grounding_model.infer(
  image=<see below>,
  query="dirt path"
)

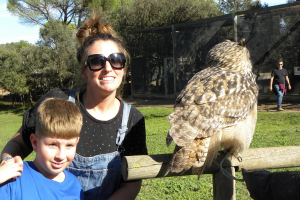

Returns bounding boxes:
[3,96,299,112]
[124,98,300,112]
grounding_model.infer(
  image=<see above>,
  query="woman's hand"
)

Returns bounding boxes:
[0,157,23,184]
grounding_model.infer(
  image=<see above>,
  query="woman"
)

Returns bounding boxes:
[1,14,147,200]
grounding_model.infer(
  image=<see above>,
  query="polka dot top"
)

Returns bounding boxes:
[22,88,148,158]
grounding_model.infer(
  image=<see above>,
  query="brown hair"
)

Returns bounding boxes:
[36,98,82,139]
[75,14,130,98]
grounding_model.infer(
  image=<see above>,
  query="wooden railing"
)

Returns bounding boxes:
[122,146,300,200]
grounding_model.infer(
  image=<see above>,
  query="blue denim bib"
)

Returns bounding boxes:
[67,103,131,200]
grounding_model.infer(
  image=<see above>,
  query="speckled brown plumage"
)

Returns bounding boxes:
[166,39,258,176]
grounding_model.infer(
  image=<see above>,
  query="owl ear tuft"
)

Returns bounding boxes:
[238,38,246,47]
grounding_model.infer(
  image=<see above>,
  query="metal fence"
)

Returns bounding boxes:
[128,2,300,99]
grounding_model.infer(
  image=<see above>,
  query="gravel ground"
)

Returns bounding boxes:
[124,98,300,112]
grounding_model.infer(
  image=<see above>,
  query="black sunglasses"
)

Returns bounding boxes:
[85,53,126,71]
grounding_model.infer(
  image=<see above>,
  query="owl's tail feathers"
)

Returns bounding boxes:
[169,134,221,175]
[170,137,212,173]
[192,138,210,168]
[188,138,209,180]
[169,144,191,173]
[193,131,222,179]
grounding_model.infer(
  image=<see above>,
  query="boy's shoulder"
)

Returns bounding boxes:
[0,161,31,199]
[1,161,80,187]
[0,161,83,200]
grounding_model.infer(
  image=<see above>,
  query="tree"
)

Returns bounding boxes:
[108,0,219,35]
[35,20,78,90]
[0,22,78,106]
[217,0,268,14]
[7,0,131,28]
[0,42,34,108]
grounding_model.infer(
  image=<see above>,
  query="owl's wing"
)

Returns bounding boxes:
[175,67,218,105]
[168,68,258,147]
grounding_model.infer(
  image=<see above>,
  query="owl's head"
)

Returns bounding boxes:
[205,39,252,73]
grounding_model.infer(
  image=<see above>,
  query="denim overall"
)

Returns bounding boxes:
[67,90,131,200]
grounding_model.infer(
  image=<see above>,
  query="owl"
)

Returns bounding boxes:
[166,39,258,176]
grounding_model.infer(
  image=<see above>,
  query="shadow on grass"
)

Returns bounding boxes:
[0,101,31,116]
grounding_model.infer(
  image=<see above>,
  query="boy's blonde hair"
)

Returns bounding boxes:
[36,98,82,139]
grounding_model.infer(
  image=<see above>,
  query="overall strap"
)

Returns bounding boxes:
[116,103,131,153]
[68,89,77,103]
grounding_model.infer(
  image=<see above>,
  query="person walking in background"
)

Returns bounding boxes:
[270,60,291,111]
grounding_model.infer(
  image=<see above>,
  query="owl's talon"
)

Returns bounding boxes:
[237,156,242,162]
[219,153,244,181]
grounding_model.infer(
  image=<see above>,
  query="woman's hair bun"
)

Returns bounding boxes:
[76,14,118,44]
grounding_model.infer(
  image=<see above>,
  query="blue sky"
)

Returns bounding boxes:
[0,0,40,44]
[0,0,288,45]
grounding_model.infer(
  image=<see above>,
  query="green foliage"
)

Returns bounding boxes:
[7,0,131,28]
[107,0,219,37]
[217,0,268,14]
[88,0,131,13]
[0,20,77,104]
[7,0,84,27]
[0,45,29,96]
[1,40,32,52]
[36,19,78,90]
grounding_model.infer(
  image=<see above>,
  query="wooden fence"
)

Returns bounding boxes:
[122,146,300,200]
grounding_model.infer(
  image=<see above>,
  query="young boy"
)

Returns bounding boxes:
[0,98,84,200]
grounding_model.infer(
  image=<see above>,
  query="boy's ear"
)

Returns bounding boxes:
[30,134,38,153]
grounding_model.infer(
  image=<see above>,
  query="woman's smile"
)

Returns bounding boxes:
[100,76,115,81]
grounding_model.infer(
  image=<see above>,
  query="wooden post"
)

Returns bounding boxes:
[213,166,236,200]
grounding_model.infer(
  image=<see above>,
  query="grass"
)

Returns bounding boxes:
[0,99,35,161]
[1,99,300,199]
